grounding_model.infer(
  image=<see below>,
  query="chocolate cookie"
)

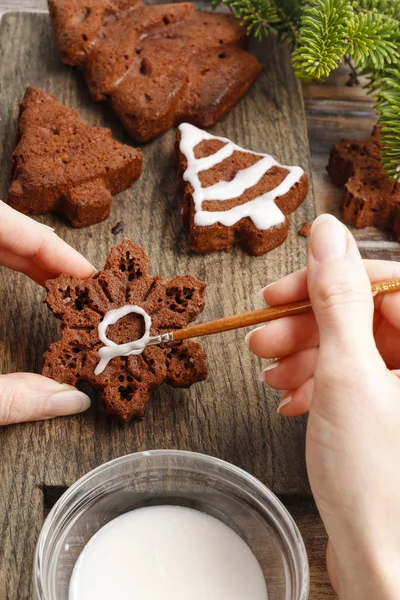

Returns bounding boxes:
[176,123,309,255]
[42,240,207,422]
[49,0,262,142]
[8,87,143,227]
[327,126,400,240]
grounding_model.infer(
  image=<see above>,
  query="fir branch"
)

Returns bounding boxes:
[353,0,400,21]
[211,0,280,39]
[211,0,400,179]
[211,0,300,42]
[271,0,303,44]
[291,0,354,79]
[344,55,361,85]
[367,67,400,179]
[347,13,399,69]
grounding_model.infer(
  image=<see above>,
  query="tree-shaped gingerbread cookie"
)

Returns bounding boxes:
[8,87,143,227]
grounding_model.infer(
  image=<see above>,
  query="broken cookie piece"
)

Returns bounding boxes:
[42,240,207,422]
[327,125,400,240]
[299,221,311,237]
[8,87,143,227]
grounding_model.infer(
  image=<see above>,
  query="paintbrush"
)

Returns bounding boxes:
[142,278,400,347]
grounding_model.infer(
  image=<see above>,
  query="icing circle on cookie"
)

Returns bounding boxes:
[95,305,151,376]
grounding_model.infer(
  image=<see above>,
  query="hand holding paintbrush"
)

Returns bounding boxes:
[247,215,400,599]
[149,214,400,598]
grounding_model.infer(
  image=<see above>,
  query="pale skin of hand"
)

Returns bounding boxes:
[248,214,400,599]
[0,201,95,425]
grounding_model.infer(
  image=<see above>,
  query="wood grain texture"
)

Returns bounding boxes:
[0,10,326,600]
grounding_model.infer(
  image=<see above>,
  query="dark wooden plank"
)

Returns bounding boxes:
[0,10,319,599]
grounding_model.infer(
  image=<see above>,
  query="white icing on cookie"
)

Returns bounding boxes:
[178,123,304,230]
[94,305,151,376]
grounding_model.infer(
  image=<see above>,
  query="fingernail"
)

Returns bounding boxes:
[46,390,91,417]
[257,282,275,299]
[277,395,292,413]
[245,325,266,347]
[258,361,279,381]
[311,215,347,262]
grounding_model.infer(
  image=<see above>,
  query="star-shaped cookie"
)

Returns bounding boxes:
[42,240,207,422]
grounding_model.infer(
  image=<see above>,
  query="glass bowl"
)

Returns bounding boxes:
[33,450,309,600]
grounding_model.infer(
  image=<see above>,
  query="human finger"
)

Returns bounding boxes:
[276,377,314,416]
[307,215,382,368]
[0,373,91,425]
[246,312,319,358]
[259,258,400,316]
[374,319,400,368]
[0,248,52,286]
[259,347,318,391]
[0,202,96,284]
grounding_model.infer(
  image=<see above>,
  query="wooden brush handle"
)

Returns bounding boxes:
[173,278,400,342]
[371,278,400,296]
[173,299,312,341]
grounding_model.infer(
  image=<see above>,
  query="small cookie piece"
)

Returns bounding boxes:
[299,222,311,237]
[111,221,124,235]
[8,87,143,227]
[327,125,400,240]
[49,0,262,142]
[176,123,309,255]
[42,240,207,422]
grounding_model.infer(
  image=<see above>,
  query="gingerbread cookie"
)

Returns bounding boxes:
[8,87,143,227]
[176,123,309,255]
[42,240,207,422]
[49,0,262,142]
[327,126,400,240]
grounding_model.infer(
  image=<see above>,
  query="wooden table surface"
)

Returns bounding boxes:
[1,2,399,600]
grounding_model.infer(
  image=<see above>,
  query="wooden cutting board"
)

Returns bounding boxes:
[0,10,319,598]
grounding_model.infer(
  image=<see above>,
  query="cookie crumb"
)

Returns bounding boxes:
[299,222,311,237]
[112,221,124,235]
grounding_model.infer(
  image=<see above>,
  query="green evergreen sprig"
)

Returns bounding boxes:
[213,0,400,179]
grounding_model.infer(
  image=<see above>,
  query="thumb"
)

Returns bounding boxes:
[307,215,380,363]
[0,373,91,425]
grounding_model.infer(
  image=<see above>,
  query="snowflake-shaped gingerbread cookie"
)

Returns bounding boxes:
[42,240,207,422]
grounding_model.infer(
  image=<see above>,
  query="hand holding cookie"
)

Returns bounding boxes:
[248,215,400,597]
[0,202,93,425]
[0,201,95,285]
